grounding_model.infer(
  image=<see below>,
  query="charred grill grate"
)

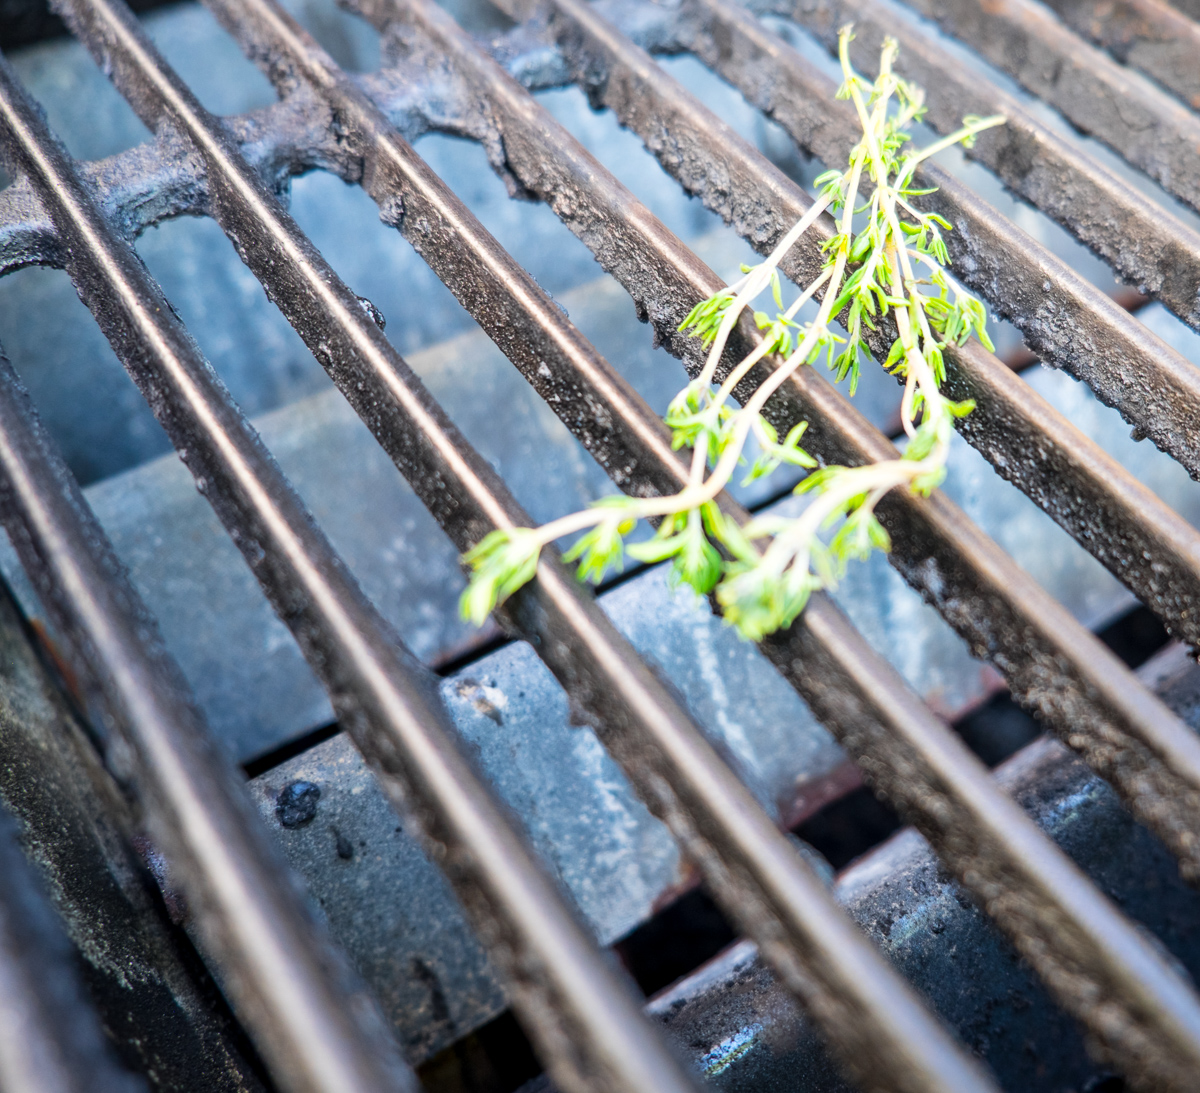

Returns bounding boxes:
[0,0,1199,1091]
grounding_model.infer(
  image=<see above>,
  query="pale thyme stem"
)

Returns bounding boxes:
[696,191,836,390]
[758,451,943,578]
[840,35,1000,437]
[687,432,708,489]
[691,139,867,480]
[843,44,947,437]
[709,265,834,416]
[889,242,942,436]
[903,116,1006,171]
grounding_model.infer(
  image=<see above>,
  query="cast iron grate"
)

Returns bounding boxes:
[0,0,1199,1090]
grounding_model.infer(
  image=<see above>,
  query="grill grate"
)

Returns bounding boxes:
[0,0,1198,1090]
[0,799,149,1093]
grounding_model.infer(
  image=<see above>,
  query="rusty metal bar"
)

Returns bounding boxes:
[888,0,1200,212]
[0,341,420,1093]
[0,802,146,1093]
[1168,0,1200,22]
[183,0,1200,1083]
[0,36,707,1093]
[0,576,267,1092]
[372,0,1200,896]
[743,0,1200,338]
[16,2,1008,1090]
[1033,0,1200,108]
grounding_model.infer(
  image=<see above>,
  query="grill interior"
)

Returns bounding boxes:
[1,0,1200,1090]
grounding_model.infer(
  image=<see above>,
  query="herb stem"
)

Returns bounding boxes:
[460,28,1002,639]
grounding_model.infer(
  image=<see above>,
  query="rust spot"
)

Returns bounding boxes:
[778,760,864,834]
[650,857,704,915]
[28,618,85,710]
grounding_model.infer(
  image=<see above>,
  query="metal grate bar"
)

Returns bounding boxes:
[186,0,1200,1081]
[0,326,418,1093]
[958,0,1200,115]
[378,0,1200,885]
[646,682,1200,1090]
[0,572,267,1091]
[1069,0,1197,109]
[1168,0,1200,24]
[25,1,1004,1091]
[0,29,704,1093]
[889,0,1200,213]
[665,0,1200,506]
[0,802,146,1093]
[747,0,1200,338]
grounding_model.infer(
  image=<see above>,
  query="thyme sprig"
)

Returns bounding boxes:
[461,29,1004,641]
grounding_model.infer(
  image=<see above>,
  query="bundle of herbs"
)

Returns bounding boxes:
[461,28,1004,642]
